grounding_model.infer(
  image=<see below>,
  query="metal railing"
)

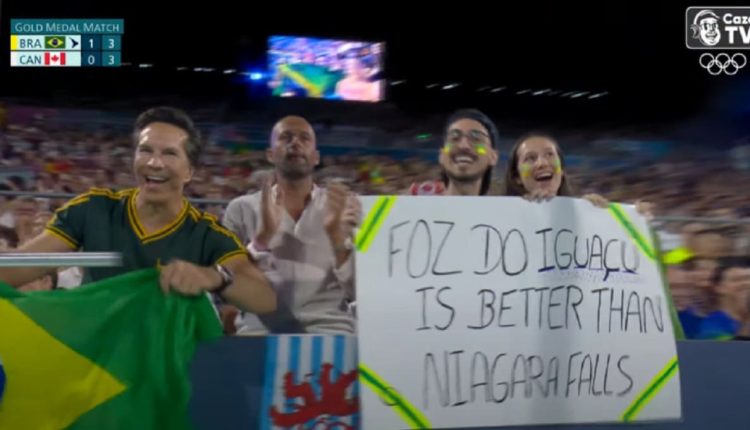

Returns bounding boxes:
[1,189,747,225]
[0,190,229,206]
[0,252,122,267]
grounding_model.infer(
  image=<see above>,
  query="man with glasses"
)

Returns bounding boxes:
[409,109,500,196]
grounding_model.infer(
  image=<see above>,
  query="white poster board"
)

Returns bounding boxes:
[355,196,681,429]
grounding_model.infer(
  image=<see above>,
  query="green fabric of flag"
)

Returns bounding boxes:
[0,268,222,430]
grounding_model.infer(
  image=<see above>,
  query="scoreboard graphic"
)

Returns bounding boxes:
[10,19,123,67]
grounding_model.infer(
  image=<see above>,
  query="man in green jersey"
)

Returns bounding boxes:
[0,107,276,315]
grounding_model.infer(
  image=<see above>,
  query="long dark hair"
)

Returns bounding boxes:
[501,132,574,196]
[439,109,500,196]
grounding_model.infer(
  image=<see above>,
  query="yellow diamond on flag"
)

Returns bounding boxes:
[0,299,126,429]
[45,36,65,49]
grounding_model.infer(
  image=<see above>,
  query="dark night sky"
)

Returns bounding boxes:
[2,0,747,129]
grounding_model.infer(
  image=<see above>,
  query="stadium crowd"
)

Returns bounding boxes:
[1,109,749,339]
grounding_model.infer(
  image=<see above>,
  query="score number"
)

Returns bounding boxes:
[82,35,121,67]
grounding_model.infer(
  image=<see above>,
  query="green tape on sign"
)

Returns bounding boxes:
[662,246,694,265]
[355,196,396,253]
[608,203,656,261]
[609,205,685,338]
[649,227,687,340]
[359,364,431,429]
[621,356,679,422]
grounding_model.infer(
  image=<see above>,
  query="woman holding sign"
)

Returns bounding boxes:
[501,132,652,215]
[501,132,579,200]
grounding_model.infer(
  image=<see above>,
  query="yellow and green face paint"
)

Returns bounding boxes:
[520,162,533,178]
[520,158,562,178]
[442,143,488,155]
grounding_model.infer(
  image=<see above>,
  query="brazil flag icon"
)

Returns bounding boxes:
[45,36,66,49]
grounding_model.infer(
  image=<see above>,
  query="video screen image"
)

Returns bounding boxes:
[268,35,385,102]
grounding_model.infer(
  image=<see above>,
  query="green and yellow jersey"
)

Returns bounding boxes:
[46,188,247,283]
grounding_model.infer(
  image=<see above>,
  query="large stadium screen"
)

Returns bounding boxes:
[268,35,385,102]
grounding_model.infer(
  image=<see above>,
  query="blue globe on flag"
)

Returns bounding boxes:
[0,355,5,403]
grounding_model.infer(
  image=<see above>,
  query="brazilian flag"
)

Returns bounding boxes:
[274,64,344,98]
[45,36,65,49]
[0,269,222,429]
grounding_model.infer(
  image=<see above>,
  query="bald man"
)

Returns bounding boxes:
[223,116,361,335]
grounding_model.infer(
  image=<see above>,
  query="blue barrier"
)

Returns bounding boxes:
[190,338,750,429]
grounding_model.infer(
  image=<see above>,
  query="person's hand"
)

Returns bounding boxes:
[324,182,350,244]
[635,199,655,221]
[219,304,239,334]
[523,188,556,202]
[582,193,610,209]
[159,259,222,296]
[255,175,285,247]
[340,194,362,239]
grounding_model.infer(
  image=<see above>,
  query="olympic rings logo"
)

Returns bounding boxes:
[699,53,747,75]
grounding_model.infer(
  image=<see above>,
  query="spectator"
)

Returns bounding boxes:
[409,109,500,196]
[0,225,19,250]
[0,183,16,229]
[223,116,361,334]
[501,132,612,209]
[13,196,38,245]
[0,106,277,319]
[4,103,750,341]
[695,259,750,339]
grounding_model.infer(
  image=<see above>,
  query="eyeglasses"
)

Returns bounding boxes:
[446,129,490,147]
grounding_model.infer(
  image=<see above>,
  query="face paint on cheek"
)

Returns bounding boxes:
[442,143,454,154]
[475,144,487,155]
[554,158,562,174]
[520,163,533,178]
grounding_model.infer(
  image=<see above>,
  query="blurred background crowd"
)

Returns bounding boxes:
[4,1,750,340]
[0,102,749,339]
